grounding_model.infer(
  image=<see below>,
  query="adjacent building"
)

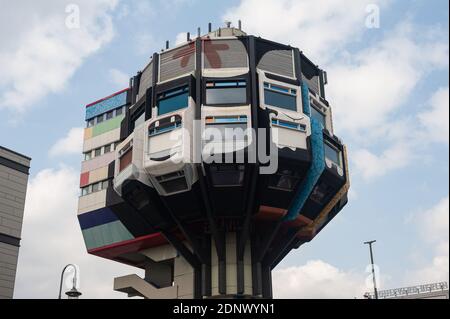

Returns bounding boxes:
[0,146,31,299]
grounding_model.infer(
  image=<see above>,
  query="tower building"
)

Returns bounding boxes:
[77,24,349,299]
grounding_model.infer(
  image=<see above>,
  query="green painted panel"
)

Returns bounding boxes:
[92,115,125,137]
[82,220,134,250]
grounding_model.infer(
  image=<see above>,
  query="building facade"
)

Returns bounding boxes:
[0,146,31,299]
[78,25,349,299]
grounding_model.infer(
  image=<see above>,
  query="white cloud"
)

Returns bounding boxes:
[418,87,449,145]
[405,196,449,285]
[0,0,118,113]
[175,32,189,46]
[273,260,367,299]
[224,1,448,182]
[108,68,130,89]
[352,142,412,180]
[134,33,157,57]
[15,166,138,298]
[49,127,84,157]
[328,23,449,133]
[224,0,390,61]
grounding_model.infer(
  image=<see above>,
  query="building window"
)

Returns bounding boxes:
[157,86,189,115]
[84,152,92,161]
[155,171,188,194]
[264,82,297,111]
[104,144,111,154]
[97,114,104,124]
[205,80,247,105]
[80,180,110,196]
[311,106,326,128]
[324,142,342,167]
[119,142,133,172]
[87,119,95,128]
[106,110,114,120]
[115,106,124,116]
[92,182,100,192]
[81,186,90,196]
[204,116,248,143]
[271,119,306,132]
[268,169,301,192]
[101,180,109,190]
[94,148,102,157]
[210,165,245,187]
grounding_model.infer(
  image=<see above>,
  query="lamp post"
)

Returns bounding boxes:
[364,240,378,299]
[58,264,82,299]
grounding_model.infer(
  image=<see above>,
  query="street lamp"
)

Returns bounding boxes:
[364,240,378,299]
[58,264,82,299]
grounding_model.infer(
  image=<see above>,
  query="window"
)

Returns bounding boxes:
[101,180,109,190]
[87,119,95,128]
[268,169,301,192]
[264,82,297,111]
[81,187,89,196]
[92,182,100,192]
[324,142,342,167]
[106,110,114,120]
[204,116,248,143]
[104,144,111,154]
[157,86,189,115]
[210,165,245,187]
[81,180,109,196]
[271,119,306,132]
[97,114,104,124]
[84,152,92,161]
[115,106,123,116]
[310,181,334,205]
[205,80,247,105]
[156,171,188,194]
[311,106,326,128]
[94,148,102,157]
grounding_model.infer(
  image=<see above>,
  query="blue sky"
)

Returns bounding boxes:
[0,0,448,298]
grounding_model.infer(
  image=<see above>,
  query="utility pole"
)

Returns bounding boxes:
[364,240,378,299]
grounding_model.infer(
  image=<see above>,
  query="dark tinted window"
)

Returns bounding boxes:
[210,165,245,187]
[157,86,189,115]
[206,80,247,105]
[264,83,297,111]
[324,142,341,166]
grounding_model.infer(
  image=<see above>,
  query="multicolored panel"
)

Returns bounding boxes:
[78,207,134,251]
[85,89,127,121]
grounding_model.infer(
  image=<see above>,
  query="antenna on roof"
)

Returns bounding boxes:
[238,20,242,30]
[208,22,212,33]
[165,40,169,50]
[187,32,191,42]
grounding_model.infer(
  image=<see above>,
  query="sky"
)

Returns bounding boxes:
[0,0,448,299]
